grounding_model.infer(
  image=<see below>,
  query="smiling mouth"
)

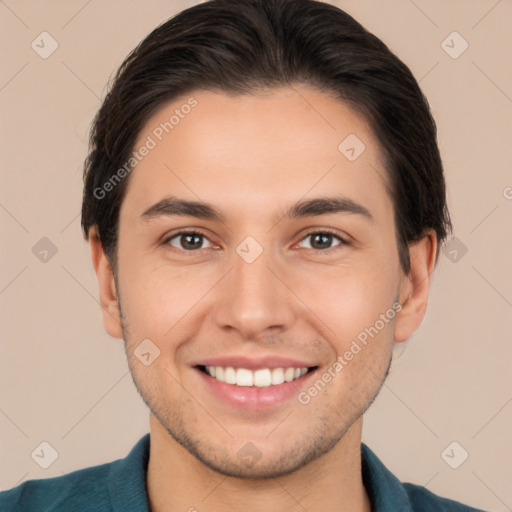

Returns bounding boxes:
[196,365,318,388]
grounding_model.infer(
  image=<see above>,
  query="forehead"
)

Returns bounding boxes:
[122,86,391,224]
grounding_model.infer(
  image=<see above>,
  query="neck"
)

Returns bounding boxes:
[147,415,371,512]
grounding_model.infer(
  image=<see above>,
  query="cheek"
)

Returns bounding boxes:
[117,258,217,343]
[294,257,401,344]
[310,266,398,398]
[286,264,399,396]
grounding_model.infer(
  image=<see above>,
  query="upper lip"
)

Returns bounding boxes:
[192,356,318,370]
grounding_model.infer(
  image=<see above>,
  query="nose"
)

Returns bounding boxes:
[212,243,296,340]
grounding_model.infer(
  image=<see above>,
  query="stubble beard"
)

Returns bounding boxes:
[117,293,392,479]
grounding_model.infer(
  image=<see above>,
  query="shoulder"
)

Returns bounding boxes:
[360,443,488,512]
[402,482,488,512]
[0,434,150,512]
[0,460,116,512]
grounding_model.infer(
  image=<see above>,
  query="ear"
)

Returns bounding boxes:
[394,230,438,343]
[89,226,123,339]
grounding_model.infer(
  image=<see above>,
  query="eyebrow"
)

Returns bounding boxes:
[140,196,373,223]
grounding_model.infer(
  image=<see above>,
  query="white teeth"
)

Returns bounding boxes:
[284,368,295,382]
[271,368,285,385]
[204,366,309,387]
[236,368,253,387]
[224,367,236,384]
[254,369,271,387]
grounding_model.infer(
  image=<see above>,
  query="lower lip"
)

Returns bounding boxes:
[194,367,317,410]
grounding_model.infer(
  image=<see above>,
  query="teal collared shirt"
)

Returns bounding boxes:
[0,434,486,511]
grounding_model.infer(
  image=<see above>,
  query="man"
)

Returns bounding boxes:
[0,0,486,510]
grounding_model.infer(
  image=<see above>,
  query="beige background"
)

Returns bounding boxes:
[1,1,511,510]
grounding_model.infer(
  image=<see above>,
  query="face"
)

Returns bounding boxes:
[97,86,424,478]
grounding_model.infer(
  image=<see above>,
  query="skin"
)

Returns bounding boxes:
[89,85,437,512]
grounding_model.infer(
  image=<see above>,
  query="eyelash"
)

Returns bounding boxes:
[162,228,349,255]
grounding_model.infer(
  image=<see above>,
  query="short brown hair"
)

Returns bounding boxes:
[81,0,451,273]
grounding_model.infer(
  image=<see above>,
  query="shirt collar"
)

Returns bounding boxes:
[109,433,151,512]
[361,443,413,511]
[108,434,412,512]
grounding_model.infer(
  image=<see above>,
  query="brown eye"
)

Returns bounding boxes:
[298,232,345,251]
[166,231,213,251]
